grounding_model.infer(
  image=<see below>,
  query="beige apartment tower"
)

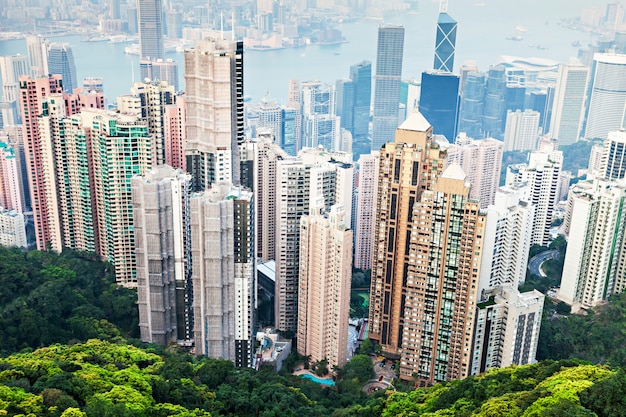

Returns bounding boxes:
[297,204,352,370]
[184,38,244,189]
[354,151,379,270]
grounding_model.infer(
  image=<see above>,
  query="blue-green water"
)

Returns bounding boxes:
[0,0,609,103]
[300,373,336,386]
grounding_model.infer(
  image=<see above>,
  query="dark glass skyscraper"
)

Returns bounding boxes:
[138,0,164,60]
[47,43,77,93]
[434,12,457,72]
[419,71,460,142]
[482,66,507,139]
[372,25,404,151]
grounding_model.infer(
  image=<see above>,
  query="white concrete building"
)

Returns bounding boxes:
[354,151,379,270]
[585,53,626,140]
[560,179,626,308]
[503,109,540,152]
[0,207,26,248]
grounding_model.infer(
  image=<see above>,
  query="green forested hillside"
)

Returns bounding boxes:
[0,247,139,353]
[1,341,625,417]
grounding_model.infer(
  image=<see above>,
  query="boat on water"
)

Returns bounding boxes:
[572,40,581,47]
[506,35,523,41]
[516,25,528,33]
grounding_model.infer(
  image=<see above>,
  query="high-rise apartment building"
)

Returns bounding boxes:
[399,164,485,383]
[371,25,404,151]
[257,93,283,144]
[87,109,153,286]
[164,96,186,171]
[18,75,64,251]
[0,207,26,248]
[275,149,353,333]
[118,80,176,165]
[549,63,589,145]
[190,184,255,367]
[506,146,563,246]
[585,53,626,140]
[369,112,445,356]
[354,151,379,270]
[433,11,457,72]
[560,178,626,308]
[184,38,244,190]
[447,134,503,209]
[419,71,460,142]
[298,204,352,370]
[137,0,165,60]
[47,43,78,93]
[503,109,540,152]
[471,286,544,375]
[132,166,192,345]
[601,129,626,180]
[0,141,23,213]
[479,186,534,295]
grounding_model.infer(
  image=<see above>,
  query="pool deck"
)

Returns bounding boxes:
[293,369,335,383]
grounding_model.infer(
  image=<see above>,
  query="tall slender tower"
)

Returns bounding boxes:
[184,38,244,190]
[298,204,352,370]
[137,0,165,60]
[371,25,405,151]
[354,151,379,270]
[433,1,457,72]
[132,166,192,345]
[585,53,626,140]
[18,75,64,251]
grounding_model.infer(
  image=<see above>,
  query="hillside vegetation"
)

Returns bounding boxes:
[1,341,626,416]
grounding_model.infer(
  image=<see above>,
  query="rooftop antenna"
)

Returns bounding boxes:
[232,9,235,40]
[220,12,224,40]
[439,0,448,13]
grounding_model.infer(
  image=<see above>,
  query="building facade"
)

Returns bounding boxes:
[354,151,379,270]
[549,63,589,146]
[585,53,626,140]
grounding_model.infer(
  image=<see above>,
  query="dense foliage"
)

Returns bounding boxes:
[538,291,626,367]
[2,342,626,417]
[0,247,139,354]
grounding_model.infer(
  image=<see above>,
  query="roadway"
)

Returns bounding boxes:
[527,250,559,277]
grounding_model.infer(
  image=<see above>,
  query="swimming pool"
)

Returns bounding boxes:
[300,373,336,386]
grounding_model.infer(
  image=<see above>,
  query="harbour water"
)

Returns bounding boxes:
[0,0,609,104]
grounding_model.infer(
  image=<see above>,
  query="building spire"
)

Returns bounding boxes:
[439,0,448,13]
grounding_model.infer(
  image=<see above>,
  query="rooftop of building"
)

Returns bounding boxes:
[398,111,431,132]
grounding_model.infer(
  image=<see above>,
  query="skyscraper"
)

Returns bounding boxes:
[419,70,460,142]
[349,61,372,141]
[399,164,485,383]
[47,43,78,93]
[482,66,507,139]
[301,81,340,150]
[560,178,626,308]
[275,149,353,333]
[549,63,589,145]
[585,53,626,140]
[25,35,48,78]
[372,25,404,151]
[0,54,28,102]
[117,80,176,165]
[87,109,153,286]
[447,134,504,209]
[602,129,626,180]
[298,204,352,370]
[18,75,64,251]
[184,38,244,190]
[190,184,255,367]
[137,0,165,60]
[0,140,23,213]
[506,146,562,246]
[433,11,457,72]
[457,71,486,139]
[354,151,379,270]
[139,59,179,91]
[132,166,192,345]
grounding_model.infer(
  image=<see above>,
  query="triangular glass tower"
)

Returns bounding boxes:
[434,12,457,72]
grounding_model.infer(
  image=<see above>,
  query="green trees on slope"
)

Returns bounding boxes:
[0,247,138,353]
